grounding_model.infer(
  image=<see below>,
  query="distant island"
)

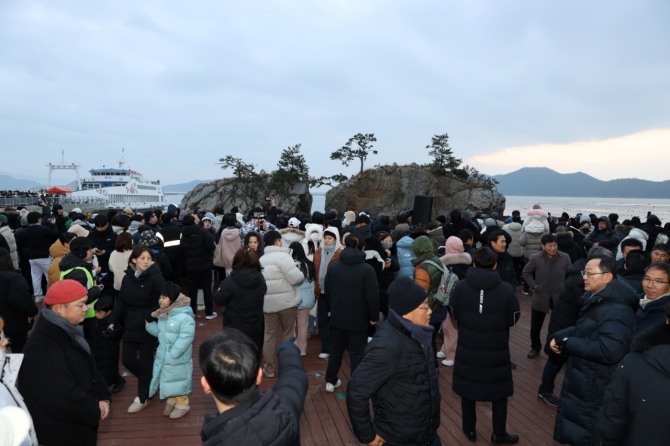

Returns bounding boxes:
[492,167,670,198]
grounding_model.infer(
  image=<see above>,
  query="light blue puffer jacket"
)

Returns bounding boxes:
[146,295,195,399]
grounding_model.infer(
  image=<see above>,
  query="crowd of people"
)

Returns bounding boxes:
[1,199,670,445]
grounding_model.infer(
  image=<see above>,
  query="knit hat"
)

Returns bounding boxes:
[388,276,428,316]
[0,214,7,224]
[579,214,591,224]
[138,229,163,248]
[44,279,88,305]
[71,207,82,214]
[445,236,464,254]
[288,217,301,228]
[123,206,134,215]
[484,217,497,228]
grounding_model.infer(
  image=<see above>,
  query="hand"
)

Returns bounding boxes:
[550,338,561,354]
[368,434,385,446]
[94,267,102,275]
[99,400,110,420]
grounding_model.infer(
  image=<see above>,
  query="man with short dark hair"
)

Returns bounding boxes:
[199,328,307,445]
[87,214,117,289]
[451,247,520,444]
[260,230,304,378]
[488,229,517,289]
[651,243,670,264]
[324,234,378,393]
[14,211,59,302]
[616,238,644,274]
[522,234,571,359]
[551,256,638,446]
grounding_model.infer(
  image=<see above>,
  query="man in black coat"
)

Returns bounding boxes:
[0,247,38,353]
[324,234,379,393]
[347,276,440,446]
[550,255,638,446]
[14,211,59,301]
[199,328,307,446]
[451,247,520,444]
[488,229,517,289]
[87,214,117,289]
[18,280,110,445]
[180,213,216,318]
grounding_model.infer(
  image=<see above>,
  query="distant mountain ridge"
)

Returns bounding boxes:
[493,167,670,198]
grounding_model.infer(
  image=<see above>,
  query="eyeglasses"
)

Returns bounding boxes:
[581,270,607,277]
[643,276,670,286]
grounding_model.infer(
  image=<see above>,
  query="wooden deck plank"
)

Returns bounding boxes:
[97,289,564,445]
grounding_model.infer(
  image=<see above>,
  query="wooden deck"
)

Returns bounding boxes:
[98,292,562,445]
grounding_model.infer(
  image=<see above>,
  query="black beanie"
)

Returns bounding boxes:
[388,276,427,316]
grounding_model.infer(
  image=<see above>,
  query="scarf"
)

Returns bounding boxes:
[318,243,336,292]
[41,308,90,355]
[151,294,191,319]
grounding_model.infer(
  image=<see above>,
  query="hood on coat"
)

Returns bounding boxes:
[49,240,70,258]
[411,235,436,263]
[628,228,649,241]
[464,267,502,291]
[59,253,91,271]
[221,228,241,242]
[304,223,323,242]
[503,222,522,232]
[152,293,191,319]
[230,268,265,289]
[339,247,366,265]
[630,324,670,378]
[322,226,342,249]
[440,251,472,266]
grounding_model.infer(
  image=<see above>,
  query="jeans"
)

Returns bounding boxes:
[461,397,508,434]
[530,308,547,351]
[325,327,367,384]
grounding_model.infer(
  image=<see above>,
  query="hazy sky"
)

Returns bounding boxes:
[2,1,669,186]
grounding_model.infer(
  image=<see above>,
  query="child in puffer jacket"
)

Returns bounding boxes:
[146,282,195,419]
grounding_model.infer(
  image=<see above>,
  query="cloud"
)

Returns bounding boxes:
[469,128,670,181]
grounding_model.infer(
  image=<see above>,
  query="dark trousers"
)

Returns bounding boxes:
[187,269,213,316]
[325,327,367,384]
[539,354,567,394]
[317,293,331,354]
[122,340,157,403]
[461,397,508,434]
[530,308,547,350]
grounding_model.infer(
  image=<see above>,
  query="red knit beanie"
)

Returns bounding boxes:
[45,280,88,305]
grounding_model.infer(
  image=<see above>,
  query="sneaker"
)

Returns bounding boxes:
[163,399,176,416]
[441,359,455,366]
[325,379,341,393]
[527,348,541,359]
[537,392,559,408]
[111,377,126,394]
[169,404,190,419]
[318,353,330,359]
[127,397,149,414]
[205,312,218,320]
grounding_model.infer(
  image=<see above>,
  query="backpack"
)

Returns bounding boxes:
[420,259,457,306]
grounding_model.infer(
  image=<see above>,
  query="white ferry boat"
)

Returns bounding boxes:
[68,157,167,209]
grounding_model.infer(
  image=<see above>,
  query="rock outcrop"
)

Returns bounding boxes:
[180,177,311,215]
[325,164,505,221]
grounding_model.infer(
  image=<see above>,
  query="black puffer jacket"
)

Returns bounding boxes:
[180,223,215,272]
[597,324,670,446]
[200,342,307,446]
[0,269,38,342]
[83,313,123,388]
[214,268,267,352]
[325,248,379,331]
[112,263,165,343]
[450,267,520,402]
[635,293,670,334]
[347,310,440,446]
[553,277,639,446]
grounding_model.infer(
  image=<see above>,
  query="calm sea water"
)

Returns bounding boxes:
[310,193,670,224]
